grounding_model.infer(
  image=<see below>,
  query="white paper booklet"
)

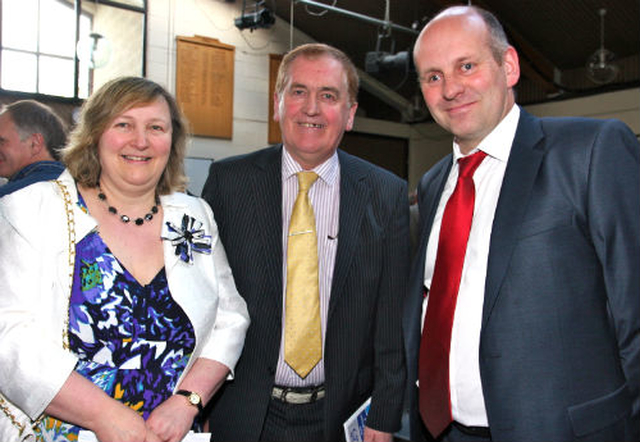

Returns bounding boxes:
[78,430,210,442]
[343,397,372,442]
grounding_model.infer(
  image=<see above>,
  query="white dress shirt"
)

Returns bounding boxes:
[422,105,520,426]
[275,148,340,387]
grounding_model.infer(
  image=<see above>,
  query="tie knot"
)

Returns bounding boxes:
[297,171,319,192]
[458,150,488,179]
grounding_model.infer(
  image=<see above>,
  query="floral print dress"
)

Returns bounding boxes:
[35,194,195,442]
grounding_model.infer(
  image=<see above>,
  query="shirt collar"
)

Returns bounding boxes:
[9,160,64,182]
[281,147,339,186]
[452,105,520,163]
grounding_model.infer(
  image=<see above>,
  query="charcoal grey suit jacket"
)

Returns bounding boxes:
[404,108,640,442]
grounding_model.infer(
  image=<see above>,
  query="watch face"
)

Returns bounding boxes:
[189,393,200,405]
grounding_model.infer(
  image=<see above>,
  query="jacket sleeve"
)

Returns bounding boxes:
[0,187,78,419]
[586,120,640,440]
[192,198,250,376]
[366,178,410,433]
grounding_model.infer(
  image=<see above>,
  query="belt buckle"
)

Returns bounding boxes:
[278,386,293,402]
[273,385,323,404]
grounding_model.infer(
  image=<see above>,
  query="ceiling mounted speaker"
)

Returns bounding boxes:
[586,8,619,85]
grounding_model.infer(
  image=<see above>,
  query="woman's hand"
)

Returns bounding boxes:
[44,372,149,442]
[91,402,148,442]
[145,358,231,441]
[145,394,199,442]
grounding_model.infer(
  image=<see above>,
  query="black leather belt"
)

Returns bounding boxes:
[452,421,491,438]
[271,385,325,404]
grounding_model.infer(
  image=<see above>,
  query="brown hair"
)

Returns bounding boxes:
[62,76,189,194]
[275,43,359,106]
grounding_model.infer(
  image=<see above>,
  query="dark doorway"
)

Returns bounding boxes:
[340,131,408,179]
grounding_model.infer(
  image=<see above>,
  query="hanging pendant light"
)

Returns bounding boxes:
[76,32,112,69]
[586,8,619,85]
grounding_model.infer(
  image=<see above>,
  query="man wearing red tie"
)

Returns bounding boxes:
[405,5,639,442]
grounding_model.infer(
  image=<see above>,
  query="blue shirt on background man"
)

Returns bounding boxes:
[0,100,68,198]
[0,160,65,197]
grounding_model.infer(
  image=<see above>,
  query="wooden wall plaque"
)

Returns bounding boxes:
[268,53,283,145]
[176,36,234,139]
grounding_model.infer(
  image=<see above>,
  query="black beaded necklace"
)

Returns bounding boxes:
[97,186,160,226]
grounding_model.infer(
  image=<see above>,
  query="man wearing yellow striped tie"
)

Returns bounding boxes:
[203,43,410,442]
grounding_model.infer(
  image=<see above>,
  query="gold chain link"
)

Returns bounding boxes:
[53,180,76,351]
[0,396,27,436]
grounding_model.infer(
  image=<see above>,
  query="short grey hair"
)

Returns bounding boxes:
[1,100,67,160]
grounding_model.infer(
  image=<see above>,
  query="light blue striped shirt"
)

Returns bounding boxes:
[275,148,340,387]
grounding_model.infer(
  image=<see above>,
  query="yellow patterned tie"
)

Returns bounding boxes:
[285,171,322,378]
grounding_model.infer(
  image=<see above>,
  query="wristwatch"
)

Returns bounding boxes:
[175,389,203,413]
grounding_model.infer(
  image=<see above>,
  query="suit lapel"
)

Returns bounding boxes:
[483,110,546,326]
[251,146,284,315]
[406,157,452,363]
[160,194,207,274]
[328,151,369,317]
[415,157,453,285]
[161,196,185,273]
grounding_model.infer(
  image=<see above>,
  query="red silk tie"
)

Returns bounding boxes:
[418,150,487,438]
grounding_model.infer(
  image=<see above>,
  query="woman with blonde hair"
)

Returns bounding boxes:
[0,76,249,442]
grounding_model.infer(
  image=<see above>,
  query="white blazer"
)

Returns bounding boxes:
[0,170,249,437]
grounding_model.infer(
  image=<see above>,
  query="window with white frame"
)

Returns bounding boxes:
[0,0,146,100]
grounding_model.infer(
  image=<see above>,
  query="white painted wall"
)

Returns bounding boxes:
[147,0,310,162]
[407,87,640,190]
[525,88,640,134]
[145,1,639,194]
